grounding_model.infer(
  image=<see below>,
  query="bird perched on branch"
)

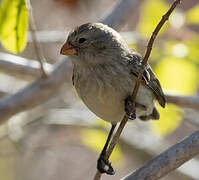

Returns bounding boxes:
[60,23,166,175]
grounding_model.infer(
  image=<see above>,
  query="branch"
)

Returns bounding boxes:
[119,122,199,179]
[27,0,47,77]
[94,0,181,179]
[166,94,199,111]
[122,129,199,180]
[1,54,199,112]
[0,57,71,125]
[1,53,199,129]
[0,53,52,79]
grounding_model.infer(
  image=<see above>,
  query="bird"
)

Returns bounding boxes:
[60,22,166,175]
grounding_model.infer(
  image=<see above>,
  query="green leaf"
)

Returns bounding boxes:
[186,4,199,25]
[137,0,169,38]
[0,0,28,54]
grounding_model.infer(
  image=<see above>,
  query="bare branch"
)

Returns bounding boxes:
[2,54,199,113]
[166,94,199,111]
[0,53,52,79]
[1,52,199,127]
[27,0,47,77]
[94,0,181,179]
[0,57,71,125]
[121,123,199,180]
[122,129,199,180]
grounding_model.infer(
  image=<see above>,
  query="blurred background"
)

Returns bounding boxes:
[0,0,199,179]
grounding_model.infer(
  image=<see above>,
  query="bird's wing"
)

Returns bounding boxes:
[126,53,166,108]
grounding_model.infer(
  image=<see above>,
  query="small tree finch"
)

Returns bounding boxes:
[60,23,166,175]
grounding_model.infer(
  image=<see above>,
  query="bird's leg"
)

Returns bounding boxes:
[97,124,116,175]
[125,95,137,120]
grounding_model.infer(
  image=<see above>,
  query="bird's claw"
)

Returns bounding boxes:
[125,96,136,120]
[97,155,115,175]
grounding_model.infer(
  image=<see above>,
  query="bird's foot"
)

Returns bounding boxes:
[97,153,115,175]
[125,96,136,120]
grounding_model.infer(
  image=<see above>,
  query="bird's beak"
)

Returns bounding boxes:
[60,42,77,56]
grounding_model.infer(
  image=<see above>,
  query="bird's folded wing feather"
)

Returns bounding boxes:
[126,53,166,108]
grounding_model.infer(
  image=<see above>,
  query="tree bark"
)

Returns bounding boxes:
[123,129,199,180]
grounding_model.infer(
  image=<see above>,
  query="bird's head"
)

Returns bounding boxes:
[60,23,130,66]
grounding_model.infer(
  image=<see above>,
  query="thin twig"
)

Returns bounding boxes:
[27,0,47,78]
[94,0,181,179]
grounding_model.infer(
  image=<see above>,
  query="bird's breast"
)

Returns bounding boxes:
[72,63,155,123]
[73,64,132,123]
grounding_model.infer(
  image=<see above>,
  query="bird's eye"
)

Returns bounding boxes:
[78,38,86,44]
